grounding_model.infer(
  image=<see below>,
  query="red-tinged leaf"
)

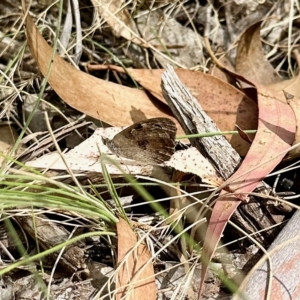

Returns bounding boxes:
[198,86,296,299]
[116,218,156,300]
[267,51,300,160]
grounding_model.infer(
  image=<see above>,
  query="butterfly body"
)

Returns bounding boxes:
[103,118,177,164]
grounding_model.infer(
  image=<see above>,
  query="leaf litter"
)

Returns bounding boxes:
[2,1,300,299]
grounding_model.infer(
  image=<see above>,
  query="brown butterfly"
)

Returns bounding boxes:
[103,118,177,164]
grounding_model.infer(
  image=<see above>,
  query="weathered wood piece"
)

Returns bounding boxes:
[233,209,300,300]
[17,214,88,278]
[161,65,241,180]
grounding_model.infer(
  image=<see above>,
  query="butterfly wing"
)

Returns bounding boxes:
[107,118,177,164]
